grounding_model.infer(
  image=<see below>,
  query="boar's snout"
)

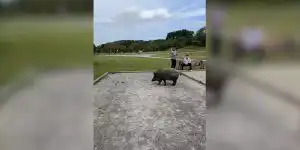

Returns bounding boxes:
[151,77,156,81]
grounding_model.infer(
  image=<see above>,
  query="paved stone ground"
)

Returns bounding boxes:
[94,73,206,150]
[181,71,206,84]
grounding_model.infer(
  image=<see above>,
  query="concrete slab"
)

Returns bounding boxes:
[181,71,206,84]
[94,73,206,150]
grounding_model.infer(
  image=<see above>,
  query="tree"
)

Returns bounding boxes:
[129,43,145,52]
[193,26,206,46]
[166,29,194,40]
[103,43,126,53]
[95,27,206,54]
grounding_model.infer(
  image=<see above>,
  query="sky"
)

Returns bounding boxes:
[94,0,206,45]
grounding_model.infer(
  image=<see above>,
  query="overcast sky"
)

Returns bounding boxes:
[94,0,206,45]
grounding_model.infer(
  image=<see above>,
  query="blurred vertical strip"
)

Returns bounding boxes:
[206,0,300,150]
[0,0,93,86]
[0,0,93,150]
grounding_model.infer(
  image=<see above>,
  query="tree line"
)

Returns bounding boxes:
[94,27,206,54]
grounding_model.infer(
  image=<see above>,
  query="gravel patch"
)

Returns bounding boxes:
[94,73,206,150]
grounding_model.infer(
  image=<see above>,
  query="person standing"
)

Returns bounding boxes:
[170,47,177,69]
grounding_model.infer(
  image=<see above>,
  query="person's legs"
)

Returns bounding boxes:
[182,63,190,70]
[188,63,192,70]
[200,60,203,69]
[172,59,177,69]
[170,59,174,68]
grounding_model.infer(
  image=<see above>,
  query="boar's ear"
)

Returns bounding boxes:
[153,72,156,75]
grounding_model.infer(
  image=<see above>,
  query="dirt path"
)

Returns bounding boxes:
[94,73,206,150]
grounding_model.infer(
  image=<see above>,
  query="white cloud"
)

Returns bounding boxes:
[94,0,163,23]
[93,0,206,44]
[140,8,171,19]
[112,7,171,23]
[95,6,205,26]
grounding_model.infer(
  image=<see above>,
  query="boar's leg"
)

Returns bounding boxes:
[158,80,162,85]
[172,79,177,86]
[163,80,167,86]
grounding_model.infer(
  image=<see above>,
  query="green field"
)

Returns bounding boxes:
[94,47,207,79]
[148,47,207,60]
[0,16,92,85]
[94,56,170,79]
[98,46,207,60]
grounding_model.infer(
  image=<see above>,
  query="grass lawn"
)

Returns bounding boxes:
[94,47,207,79]
[94,56,169,79]
[98,47,208,60]
[0,16,92,85]
[150,47,207,60]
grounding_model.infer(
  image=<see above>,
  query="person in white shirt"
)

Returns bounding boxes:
[181,54,192,71]
[233,24,266,61]
[240,27,264,52]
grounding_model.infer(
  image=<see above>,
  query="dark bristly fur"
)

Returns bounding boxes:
[151,69,180,86]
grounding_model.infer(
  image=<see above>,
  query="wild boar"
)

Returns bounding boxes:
[151,68,180,86]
